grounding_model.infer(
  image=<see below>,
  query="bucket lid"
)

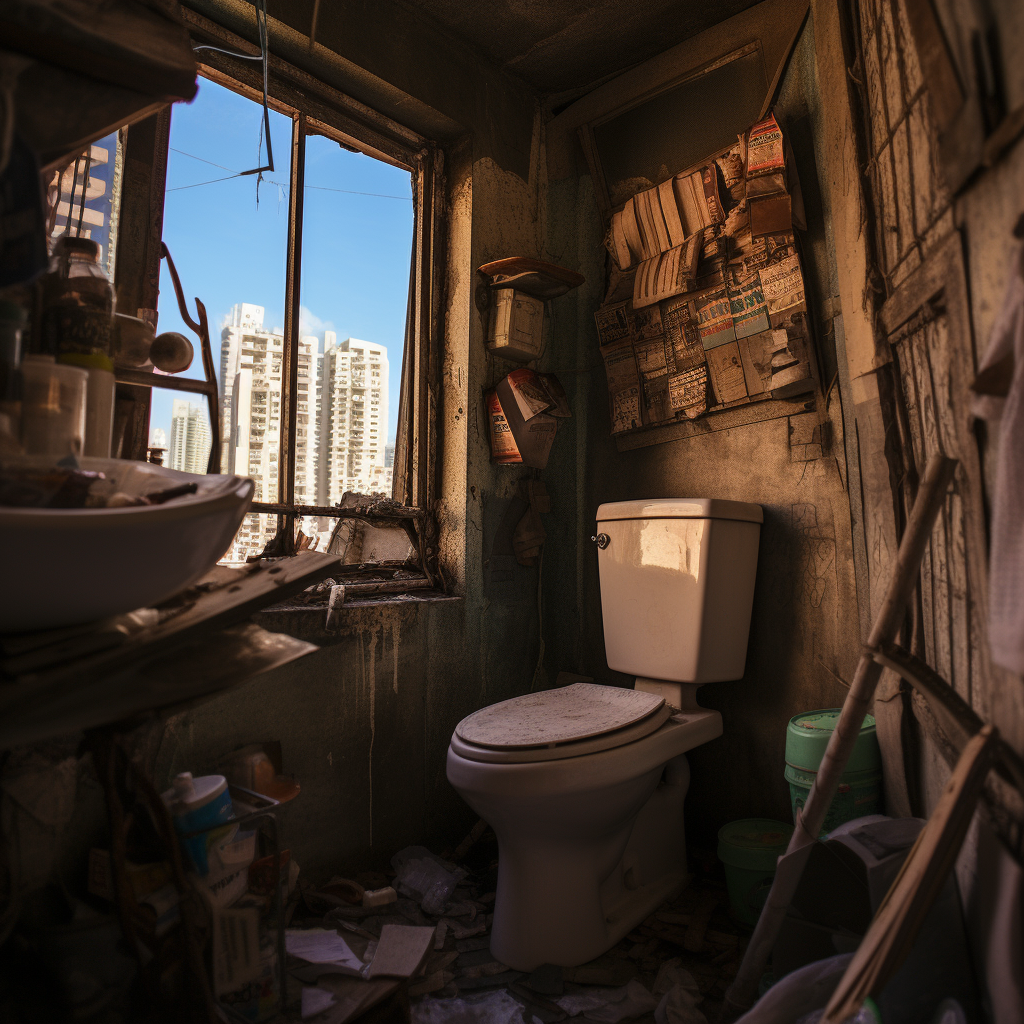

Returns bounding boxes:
[595,498,763,524]
[717,819,794,870]
[161,772,228,814]
[785,709,881,773]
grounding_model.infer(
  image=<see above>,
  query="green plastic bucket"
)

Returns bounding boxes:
[717,819,794,926]
[785,709,883,835]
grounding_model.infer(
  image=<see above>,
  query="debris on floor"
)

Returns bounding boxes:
[282,828,748,1023]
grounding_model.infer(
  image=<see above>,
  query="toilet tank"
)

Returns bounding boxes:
[595,498,763,684]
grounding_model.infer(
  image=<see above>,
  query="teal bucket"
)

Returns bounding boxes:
[785,709,883,835]
[717,819,794,926]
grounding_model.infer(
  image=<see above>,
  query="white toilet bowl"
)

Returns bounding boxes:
[447,687,722,970]
[446,498,762,971]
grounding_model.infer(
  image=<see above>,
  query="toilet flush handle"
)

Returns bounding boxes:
[591,533,610,549]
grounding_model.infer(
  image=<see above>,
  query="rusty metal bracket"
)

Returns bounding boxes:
[118,242,222,475]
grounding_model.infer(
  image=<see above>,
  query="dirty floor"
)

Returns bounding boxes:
[280,833,747,1023]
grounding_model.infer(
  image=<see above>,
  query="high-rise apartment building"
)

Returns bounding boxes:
[228,330,320,561]
[168,399,211,475]
[318,334,389,505]
[220,302,267,472]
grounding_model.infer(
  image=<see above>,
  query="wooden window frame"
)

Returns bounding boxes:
[116,12,444,586]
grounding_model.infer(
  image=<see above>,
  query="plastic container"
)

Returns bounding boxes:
[19,355,87,457]
[161,772,236,875]
[718,818,794,926]
[58,352,114,457]
[785,709,883,834]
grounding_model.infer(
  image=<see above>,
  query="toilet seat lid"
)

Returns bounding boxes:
[455,683,665,750]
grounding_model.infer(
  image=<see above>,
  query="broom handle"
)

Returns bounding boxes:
[723,453,957,1016]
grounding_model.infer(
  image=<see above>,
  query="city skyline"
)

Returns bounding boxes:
[150,76,412,467]
[213,302,391,562]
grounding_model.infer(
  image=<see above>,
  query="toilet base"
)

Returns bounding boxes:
[488,754,693,971]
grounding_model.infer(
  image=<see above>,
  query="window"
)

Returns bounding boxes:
[114,15,442,577]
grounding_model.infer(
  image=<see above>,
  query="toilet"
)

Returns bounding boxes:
[446,498,762,971]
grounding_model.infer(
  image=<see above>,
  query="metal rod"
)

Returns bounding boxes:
[723,453,958,1017]
[155,243,222,473]
[114,369,217,396]
[251,500,426,520]
[75,150,92,236]
[275,113,305,549]
[66,156,81,247]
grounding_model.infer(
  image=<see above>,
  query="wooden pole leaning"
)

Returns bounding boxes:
[722,453,958,1017]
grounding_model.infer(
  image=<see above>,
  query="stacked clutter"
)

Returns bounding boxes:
[480,257,583,469]
[487,369,572,469]
[288,834,749,1024]
[595,112,815,435]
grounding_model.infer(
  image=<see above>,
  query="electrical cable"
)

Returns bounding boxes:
[192,44,263,60]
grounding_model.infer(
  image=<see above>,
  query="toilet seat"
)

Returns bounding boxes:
[452,683,671,764]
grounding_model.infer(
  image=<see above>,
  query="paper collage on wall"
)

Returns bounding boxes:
[595,113,815,434]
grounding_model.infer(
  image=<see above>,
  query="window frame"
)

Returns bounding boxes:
[116,10,444,581]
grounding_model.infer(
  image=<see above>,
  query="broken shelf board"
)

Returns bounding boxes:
[1,551,341,685]
[0,622,317,749]
[0,552,341,747]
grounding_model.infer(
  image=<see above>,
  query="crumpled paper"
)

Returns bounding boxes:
[556,978,658,1022]
[412,989,540,1024]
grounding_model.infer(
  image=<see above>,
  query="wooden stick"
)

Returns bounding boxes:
[874,642,1024,860]
[723,454,958,1016]
[823,725,996,1022]
[875,642,1024,798]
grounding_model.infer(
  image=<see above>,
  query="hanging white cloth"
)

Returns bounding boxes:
[972,245,1024,673]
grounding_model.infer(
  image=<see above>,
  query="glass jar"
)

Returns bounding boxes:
[40,236,115,359]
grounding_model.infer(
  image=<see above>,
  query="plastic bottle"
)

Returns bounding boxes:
[0,300,26,427]
[40,237,115,457]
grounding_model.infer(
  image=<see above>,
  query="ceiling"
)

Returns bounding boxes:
[399,0,763,94]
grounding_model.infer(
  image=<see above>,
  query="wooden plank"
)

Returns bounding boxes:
[823,726,996,1022]
[725,455,957,1014]
[902,0,965,131]
[880,236,953,334]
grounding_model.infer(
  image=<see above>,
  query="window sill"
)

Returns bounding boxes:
[253,591,461,641]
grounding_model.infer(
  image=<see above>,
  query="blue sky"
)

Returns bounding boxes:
[151,76,413,452]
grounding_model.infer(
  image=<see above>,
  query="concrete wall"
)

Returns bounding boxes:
[540,18,865,850]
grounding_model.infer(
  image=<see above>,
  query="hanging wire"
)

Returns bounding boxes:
[193,0,274,184]
[237,0,273,180]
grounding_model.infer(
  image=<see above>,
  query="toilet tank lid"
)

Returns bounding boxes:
[596,498,763,524]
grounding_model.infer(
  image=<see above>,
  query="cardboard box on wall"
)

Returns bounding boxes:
[488,288,545,362]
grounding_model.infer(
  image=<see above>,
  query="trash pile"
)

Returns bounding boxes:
[283,832,748,1024]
